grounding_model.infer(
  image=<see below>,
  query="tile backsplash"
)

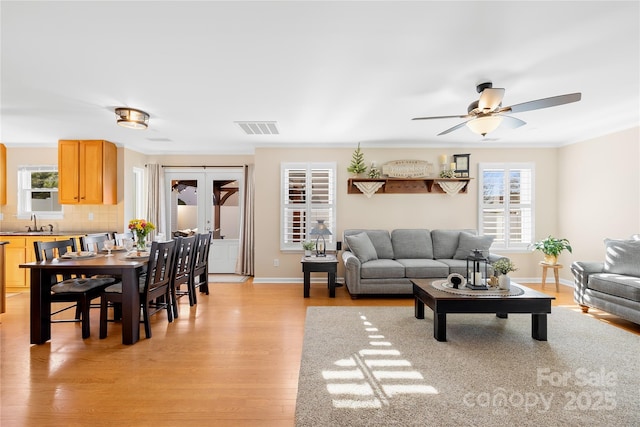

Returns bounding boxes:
[0,203,120,234]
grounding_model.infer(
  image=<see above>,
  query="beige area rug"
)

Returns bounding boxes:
[208,274,249,283]
[295,306,639,426]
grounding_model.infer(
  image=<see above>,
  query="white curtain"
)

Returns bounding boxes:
[235,164,254,276]
[146,164,166,239]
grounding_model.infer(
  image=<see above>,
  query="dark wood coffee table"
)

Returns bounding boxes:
[412,279,555,342]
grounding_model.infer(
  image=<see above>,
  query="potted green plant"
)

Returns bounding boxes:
[492,258,517,290]
[531,236,572,265]
[493,258,517,275]
[302,241,315,257]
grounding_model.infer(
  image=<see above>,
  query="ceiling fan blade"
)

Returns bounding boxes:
[498,114,526,129]
[501,92,582,114]
[478,88,505,112]
[412,114,469,121]
[437,121,469,136]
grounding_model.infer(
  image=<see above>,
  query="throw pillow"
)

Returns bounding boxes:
[345,232,379,264]
[603,239,640,277]
[453,232,494,260]
[432,229,476,259]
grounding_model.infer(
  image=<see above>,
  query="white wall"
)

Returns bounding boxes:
[558,127,640,278]
[4,128,637,284]
[253,146,560,282]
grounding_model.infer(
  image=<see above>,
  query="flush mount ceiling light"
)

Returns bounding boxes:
[115,107,149,130]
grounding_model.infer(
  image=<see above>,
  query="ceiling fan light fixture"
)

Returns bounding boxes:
[115,107,149,130]
[466,115,503,137]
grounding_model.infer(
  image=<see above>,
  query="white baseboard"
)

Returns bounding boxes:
[252,276,573,287]
[513,276,574,287]
[252,276,345,284]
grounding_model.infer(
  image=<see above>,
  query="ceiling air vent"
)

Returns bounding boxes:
[235,121,279,135]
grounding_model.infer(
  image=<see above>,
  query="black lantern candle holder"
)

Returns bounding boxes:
[466,249,489,290]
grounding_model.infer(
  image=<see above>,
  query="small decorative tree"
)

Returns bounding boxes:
[347,143,367,176]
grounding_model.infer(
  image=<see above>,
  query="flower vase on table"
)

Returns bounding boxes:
[136,236,147,251]
[128,219,155,252]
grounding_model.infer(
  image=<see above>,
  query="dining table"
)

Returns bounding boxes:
[21,251,149,345]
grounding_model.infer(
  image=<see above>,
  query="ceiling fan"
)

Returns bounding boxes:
[412,82,581,137]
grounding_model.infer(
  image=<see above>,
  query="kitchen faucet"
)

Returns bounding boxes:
[28,214,42,232]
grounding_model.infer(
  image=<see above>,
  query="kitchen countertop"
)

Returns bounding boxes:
[0,231,91,236]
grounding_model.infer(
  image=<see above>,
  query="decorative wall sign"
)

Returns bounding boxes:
[381,160,434,178]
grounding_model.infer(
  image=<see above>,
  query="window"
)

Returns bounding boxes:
[281,162,336,251]
[478,163,534,251]
[18,166,63,218]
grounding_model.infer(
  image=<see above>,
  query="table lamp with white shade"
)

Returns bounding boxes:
[310,220,331,257]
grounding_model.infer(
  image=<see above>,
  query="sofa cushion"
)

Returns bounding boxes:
[588,273,640,302]
[345,232,378,264]
[345,229,395,259]
[365,230,395,259]
[603,239,640,277]
[453,232,494,260]
[360,259,406,279]
[395,259,448,278]
[391,229,434,259]
[431,229,476,259]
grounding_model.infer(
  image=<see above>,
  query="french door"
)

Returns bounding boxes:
[164,167,244,274]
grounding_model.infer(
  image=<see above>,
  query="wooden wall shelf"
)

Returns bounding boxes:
[347,177,472,195]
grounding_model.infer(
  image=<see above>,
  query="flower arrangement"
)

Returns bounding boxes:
[492,258,517,275]
[439,169,455,178]
[128,219,155,250]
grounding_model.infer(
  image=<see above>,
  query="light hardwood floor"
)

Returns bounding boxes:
[1,279,638,426]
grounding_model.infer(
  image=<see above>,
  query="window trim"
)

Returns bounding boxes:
[280,162,337,252]
[17,165,64,220]
[478,162,535,252]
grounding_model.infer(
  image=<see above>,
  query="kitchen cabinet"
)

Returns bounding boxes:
[58,140,117,204]
[4,234,80,292]
[5,237,29,291]
[0,143,6,205]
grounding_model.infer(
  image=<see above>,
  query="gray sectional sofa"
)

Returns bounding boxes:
[571,236,640,324]
[341,229,505,298]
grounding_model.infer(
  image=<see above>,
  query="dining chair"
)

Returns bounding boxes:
[99,240,177,339]
[113,231,133,245]
[33,239,117,339]
[190,232,212,303]
[80,233,112,252]
[170,235,197,318]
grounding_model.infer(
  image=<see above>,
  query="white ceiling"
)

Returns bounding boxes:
[1,1,638,155]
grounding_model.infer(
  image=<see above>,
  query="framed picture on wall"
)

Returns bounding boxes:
[453,154,470,177]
